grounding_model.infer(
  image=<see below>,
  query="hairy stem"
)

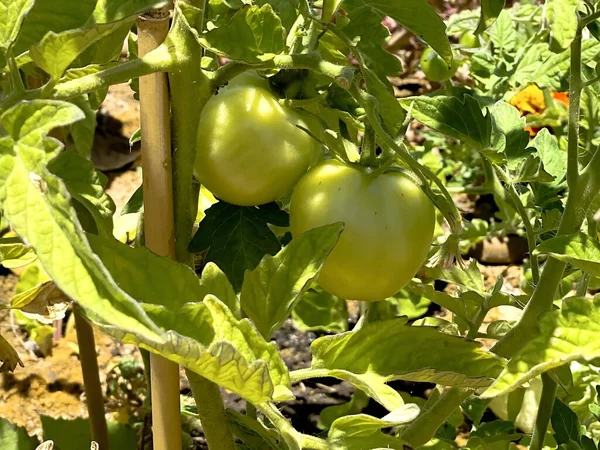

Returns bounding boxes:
[186,371,236,450]
[401,388,472,448]
[494,166,539,284]
[530,373,557,450]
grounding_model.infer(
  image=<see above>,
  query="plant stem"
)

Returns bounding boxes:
[137,8,182,450]
[348,83,462,235]
[401,387,472,448]
[566,29,582,189]
[74,309,110,450]
[359,124,377,166]
[186,371,236,450]
[530,373,557,450]
[493,166,539,284]
[209,52,354,91]
[7,54,25,94]
[167,3,237,449]
[52,45,176,100]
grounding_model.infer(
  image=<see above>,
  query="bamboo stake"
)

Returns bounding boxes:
[74,309,110,450]
[136,7,182,450]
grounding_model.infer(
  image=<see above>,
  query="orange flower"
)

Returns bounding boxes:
[552,91,569,106]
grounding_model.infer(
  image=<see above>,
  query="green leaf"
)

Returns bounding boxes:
[2,100,84,148]
[227,409,283,450]
[489,101,553,182]
[29,18,135,80]
[405,282,481,324]
[0,237,36,268]
[69,95,96,159]
[546,0,579,52]
[199,4,285,63]
[353,0,451,63]
[88,235,289,403]
[0,0,34,52]
[341,0,402,77]
[0,418,38,450]
[487,9,516,51]
[528,128,566,181]
[482,297,600,398]
[469,420,521,444]
[122,185,143,215]
[398,95,492,152]
[47,149,116,238]
[385,289,431,320]
[327,407,420,450]
[14,0,93,55]
[509,43,552,88]
[551,398,581,445]
[139,296,293,403]
[461,396,491,426]
[311,317,506,390]
[0,101,163,343]
[241,223,343,338]
[421,259,485,292]
[319,389,370,430]
[87,234,240,319]
[531,40,600,91]
[188,202,288,291]
[292,285,348,333]
[0,333,23,373]
[256,0,299,32]
[475,0,505,34]
[534,233,600,278]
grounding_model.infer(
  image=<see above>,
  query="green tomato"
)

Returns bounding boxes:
[420,47,458,82]
[195,76,320,206]
[289,160,435,301]
[459,31,480,48]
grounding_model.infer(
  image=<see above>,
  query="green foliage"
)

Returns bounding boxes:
[189,202,289,291]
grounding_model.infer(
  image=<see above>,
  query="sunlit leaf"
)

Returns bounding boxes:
[482,297,600,397]
[327,406,420,450]
[546,0,579,52]
[0,237,36,268]
[534,233,600,278]
[241,223,343,338]
[88,235,289,403]
[319,390,370,430]
[199,5,285,63]
[48,149,116,238]
[29,19,134,80]
[0,0,34,53]
[311,318,506,392]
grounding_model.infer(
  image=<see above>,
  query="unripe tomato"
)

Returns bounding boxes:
[194,75,320,206]
[420,47,458,82]
[289,160,435,301]
[459,31,480,48]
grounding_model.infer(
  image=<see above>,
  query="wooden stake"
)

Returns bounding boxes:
[136,7,182,450]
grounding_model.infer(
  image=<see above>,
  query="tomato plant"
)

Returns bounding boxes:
[1,0,600,449]
[290,160,435,301]
[194,74,320,206]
